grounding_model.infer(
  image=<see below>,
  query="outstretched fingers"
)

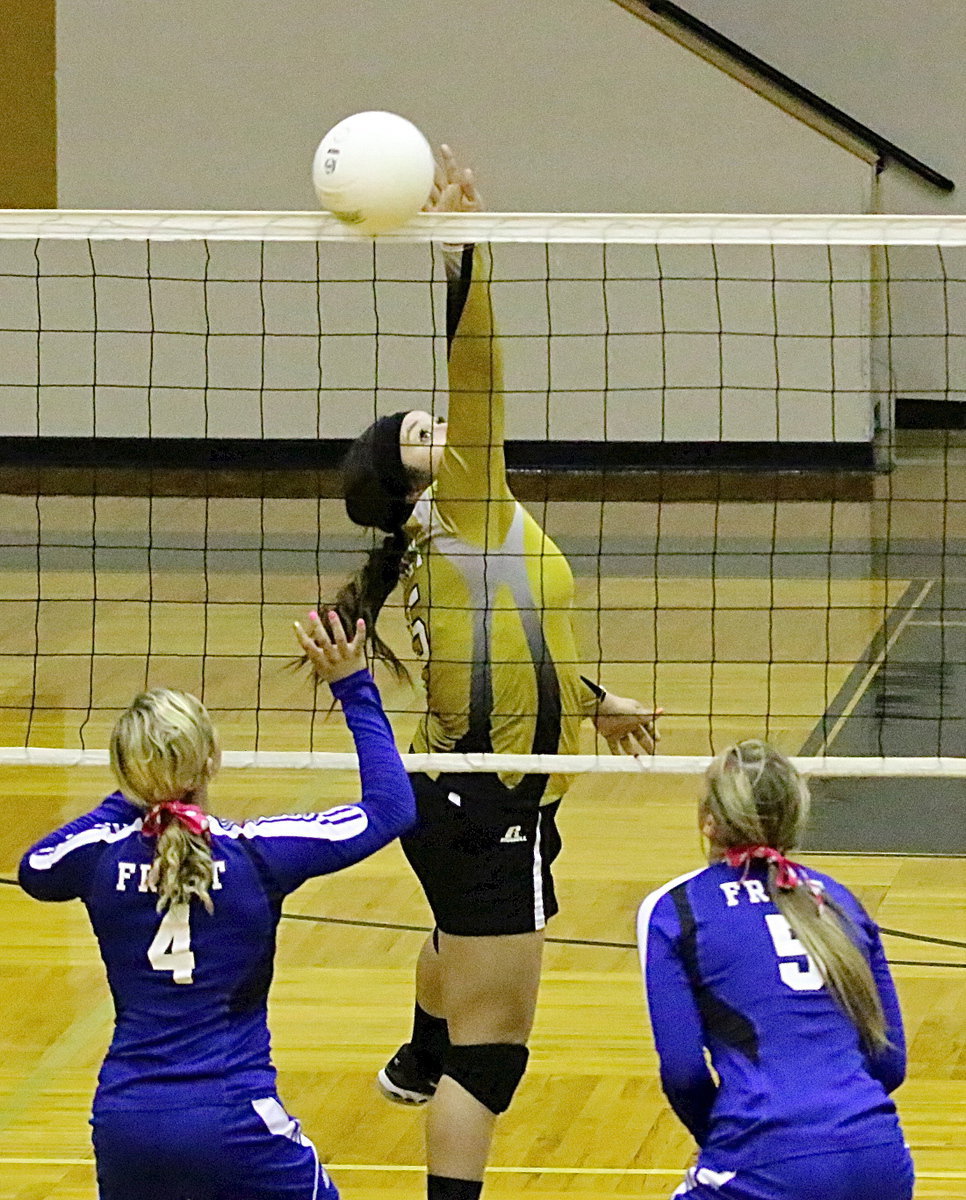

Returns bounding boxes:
[424,144,482,214]
[608,709,663,757]
[460,166,481,211]
[294,609,367,683]
[294,611,328,664]
[630,712,661,755]
[322,610,366,658]
[344,614,367,656]
[438,144,459,188]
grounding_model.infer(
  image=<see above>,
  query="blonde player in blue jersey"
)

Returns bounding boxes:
[637,741,914,1200]
[330,148,662,1200]
[19,614,415,1200]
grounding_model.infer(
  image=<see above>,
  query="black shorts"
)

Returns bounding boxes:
[401,772,562,937]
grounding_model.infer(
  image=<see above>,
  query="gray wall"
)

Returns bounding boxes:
[38,0,965,435]
[0,238,879,442]
[679,0,966,398]
[56,0,869,213]
[682,0,965,215]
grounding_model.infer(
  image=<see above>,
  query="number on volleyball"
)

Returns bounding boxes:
[312,111,435,235]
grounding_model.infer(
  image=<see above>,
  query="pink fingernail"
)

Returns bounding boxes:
[309,610,319,622]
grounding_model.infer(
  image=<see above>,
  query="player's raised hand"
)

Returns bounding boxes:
[424,143,483,213]
[593,693,663,756]
[293,610,367,684]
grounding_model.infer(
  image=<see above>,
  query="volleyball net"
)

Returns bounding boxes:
[2,210,965,777]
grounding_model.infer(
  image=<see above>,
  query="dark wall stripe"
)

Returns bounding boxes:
[896,398,966,430]
[0,439,877,502]
[0,436,877,474]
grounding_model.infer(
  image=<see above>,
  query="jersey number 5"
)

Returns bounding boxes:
[148,903,195,984]
[764,913,824,992]
[407,584,430,659]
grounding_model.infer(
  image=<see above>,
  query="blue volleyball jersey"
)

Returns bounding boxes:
[19,669,415,1114]
[637,861,906,1172]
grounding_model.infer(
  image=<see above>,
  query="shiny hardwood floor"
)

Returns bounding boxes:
[2,765,964,1200]
[1,479,964,1197]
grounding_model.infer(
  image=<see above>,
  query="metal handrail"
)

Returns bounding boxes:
[614,0,954,192]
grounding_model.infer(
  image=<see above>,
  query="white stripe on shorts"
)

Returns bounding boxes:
[672,1166,738,1196]
[533,809,545,929]
[252,1097,327,1197]
[251,1096,310,1146]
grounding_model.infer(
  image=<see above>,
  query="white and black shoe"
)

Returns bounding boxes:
[376,1043,440,1106]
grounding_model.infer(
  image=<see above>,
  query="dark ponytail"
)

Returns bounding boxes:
[331,410,419,677]
[327,529,411,678]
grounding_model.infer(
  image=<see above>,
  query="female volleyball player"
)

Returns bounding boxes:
[331,148,662,1200]
[18,614,414,1200]
[637,741,913,1200]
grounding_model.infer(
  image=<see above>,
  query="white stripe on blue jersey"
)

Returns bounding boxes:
[27,819,143,870]
[638,859,907,1172]
[636,867,704,1019]
[208,809,368,842]
[18,669,417,1112]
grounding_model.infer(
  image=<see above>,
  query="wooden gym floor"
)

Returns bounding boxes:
[1,444,964,1198]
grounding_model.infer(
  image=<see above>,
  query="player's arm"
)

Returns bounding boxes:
[244,613,416,894]
[638,891,717,1145]
[18,803,123,902]
[830,883,907,1091]
[863,919,907,1092]
[431,149,514,546]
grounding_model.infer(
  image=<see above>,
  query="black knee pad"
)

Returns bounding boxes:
[441,1042,529,1115]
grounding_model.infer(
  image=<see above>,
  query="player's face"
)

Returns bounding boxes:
[399,410,447,484]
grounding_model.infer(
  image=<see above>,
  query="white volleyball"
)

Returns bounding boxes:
[312,111,435,235]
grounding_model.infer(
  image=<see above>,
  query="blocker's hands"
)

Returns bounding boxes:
[293,610,367,685]
[593,693,663,756]
[424,143,482,214]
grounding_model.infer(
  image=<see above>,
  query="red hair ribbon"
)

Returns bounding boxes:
[725,845,801,892]
[142,800,210,840]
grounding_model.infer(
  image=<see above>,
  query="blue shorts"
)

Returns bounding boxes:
[671,1141,914,1200]
[92,1096,337,1200]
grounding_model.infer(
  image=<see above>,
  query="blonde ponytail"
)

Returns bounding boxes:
[772,879,888,1051]
[145,820,215,915]
[110,689,218,914]
[705,740,889,1052]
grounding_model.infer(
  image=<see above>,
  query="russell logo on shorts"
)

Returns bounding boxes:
[500,825,528,844]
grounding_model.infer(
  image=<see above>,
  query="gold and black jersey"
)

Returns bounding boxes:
[404,247,597,805]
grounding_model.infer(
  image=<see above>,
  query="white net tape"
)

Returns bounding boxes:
[2,749,965,776]
[4,210,966,245]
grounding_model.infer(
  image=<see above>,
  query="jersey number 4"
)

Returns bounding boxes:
[765,913,824,992]
[147,903,195,984]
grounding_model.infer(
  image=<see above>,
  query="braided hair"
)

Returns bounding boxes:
[703,741,889,1051]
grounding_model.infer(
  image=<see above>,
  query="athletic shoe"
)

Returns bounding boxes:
[376,1042,440,1105]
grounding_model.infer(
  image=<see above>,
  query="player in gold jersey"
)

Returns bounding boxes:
[331,150,661,1200]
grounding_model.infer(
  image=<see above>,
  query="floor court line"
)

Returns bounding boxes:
[815,578,935,754]
[1,1158,962,1181]
[0,997,114,1133]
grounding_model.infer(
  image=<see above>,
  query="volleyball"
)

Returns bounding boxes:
[312,111,435,235]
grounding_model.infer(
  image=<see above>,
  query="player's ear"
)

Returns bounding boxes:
[205,744,222,781]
